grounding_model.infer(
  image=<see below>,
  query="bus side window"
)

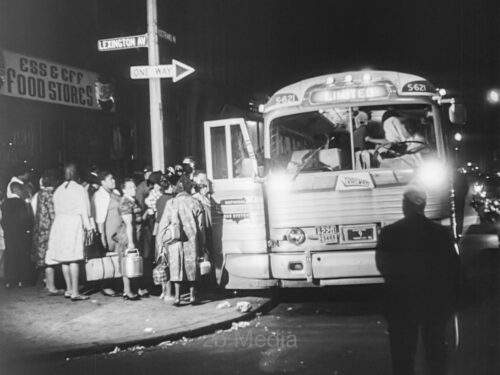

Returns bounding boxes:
[231,124,250,178]
[211,127,228,179]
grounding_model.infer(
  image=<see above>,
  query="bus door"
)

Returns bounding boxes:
[204,118,272,289]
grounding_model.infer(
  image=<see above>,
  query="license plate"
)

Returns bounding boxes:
[341,224,377,242]
[315,225,339,243]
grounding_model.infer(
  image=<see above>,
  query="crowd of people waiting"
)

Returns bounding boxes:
[0,156,212,306]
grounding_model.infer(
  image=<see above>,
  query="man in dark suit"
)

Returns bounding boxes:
[376,185,460,375]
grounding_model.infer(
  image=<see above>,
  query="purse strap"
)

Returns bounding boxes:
[111,254,116,278]
[100,257,105,279]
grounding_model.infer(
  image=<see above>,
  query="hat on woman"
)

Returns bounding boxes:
[147,171,163,186]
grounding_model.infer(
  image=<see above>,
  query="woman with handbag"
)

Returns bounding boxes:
[164,175,206,306]
[114,178,143,300]
[193,172,215,287]
[154,177,176,302]
[91,170,121,297]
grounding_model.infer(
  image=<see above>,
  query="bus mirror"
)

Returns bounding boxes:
[258,166,265,178]
[449,103,467,125]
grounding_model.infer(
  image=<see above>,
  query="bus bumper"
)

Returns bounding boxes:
[270,250,382,284]
[222,251,383,289]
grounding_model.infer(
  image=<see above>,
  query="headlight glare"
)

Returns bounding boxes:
[416,160,449,190]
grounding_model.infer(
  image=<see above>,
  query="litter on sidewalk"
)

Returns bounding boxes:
[236,301,252,313]
[216,301,231,309]
[228,321,251,331]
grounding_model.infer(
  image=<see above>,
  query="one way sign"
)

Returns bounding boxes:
[130,59,195,82]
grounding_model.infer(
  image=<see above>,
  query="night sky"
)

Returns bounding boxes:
[1,0,500,166]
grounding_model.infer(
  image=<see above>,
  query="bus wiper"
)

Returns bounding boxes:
[291,137,335,180]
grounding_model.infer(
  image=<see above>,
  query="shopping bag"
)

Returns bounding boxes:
[85,252,121,281]
[153,255,169,285]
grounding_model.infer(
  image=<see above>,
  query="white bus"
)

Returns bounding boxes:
[204,71,466,289]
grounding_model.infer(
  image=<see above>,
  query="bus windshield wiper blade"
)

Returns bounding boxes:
[291,145,324,180]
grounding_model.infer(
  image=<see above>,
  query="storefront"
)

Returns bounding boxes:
[0,49,121,188]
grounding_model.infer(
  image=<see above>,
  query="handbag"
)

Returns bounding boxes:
[121,248,143,278]
[153,254,169,285]
[85,252,122,281]
[163,223,184,245]
[84,229,95,247]
[85,231,106,260]
[199,260,211,276]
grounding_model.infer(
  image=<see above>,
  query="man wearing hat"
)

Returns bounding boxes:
[136,165,152,211]
[376,185,460,375]
[182,156,196,180]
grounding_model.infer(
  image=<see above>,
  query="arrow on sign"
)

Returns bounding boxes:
[171,59,194,82]
[130,59,195,82]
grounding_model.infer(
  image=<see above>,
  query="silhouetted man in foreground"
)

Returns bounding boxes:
[376,186,460,375]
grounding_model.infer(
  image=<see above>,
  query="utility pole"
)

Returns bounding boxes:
[98,0,193,170]
[147,0,164,171]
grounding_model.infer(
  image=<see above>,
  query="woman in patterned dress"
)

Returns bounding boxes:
[114,178,143,300]
[46,163,92,301]
[31,169,61,295]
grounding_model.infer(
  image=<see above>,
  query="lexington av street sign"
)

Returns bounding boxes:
[98,34,148,51]
[97,30,176,51]
[130,59,195,82]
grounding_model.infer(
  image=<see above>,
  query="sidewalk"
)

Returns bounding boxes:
[0,285,274,360]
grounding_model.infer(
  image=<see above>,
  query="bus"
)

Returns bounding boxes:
[204,71,466,289]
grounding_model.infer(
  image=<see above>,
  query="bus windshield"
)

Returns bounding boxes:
[269,104,437,173]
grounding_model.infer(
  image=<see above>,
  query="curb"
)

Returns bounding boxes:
[28,295,279,360]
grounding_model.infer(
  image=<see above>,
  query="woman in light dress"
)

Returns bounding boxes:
[46,163,92,301]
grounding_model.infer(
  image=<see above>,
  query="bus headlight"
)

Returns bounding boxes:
[415,160,450,190]
[286,228,306,246]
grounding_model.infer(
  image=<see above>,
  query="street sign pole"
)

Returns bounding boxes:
[147,0,164,172]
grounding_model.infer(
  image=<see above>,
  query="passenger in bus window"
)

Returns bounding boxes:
[402,118,426,153]
[365,110,410,146]
[353,111,377,169]
[353,111,370,151]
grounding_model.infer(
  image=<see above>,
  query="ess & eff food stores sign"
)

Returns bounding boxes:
[0,50,100,110]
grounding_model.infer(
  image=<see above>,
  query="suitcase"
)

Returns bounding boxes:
[85,252,121,281]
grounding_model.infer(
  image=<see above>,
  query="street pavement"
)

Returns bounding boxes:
[1,229,499,375]
[0,285,274,362]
